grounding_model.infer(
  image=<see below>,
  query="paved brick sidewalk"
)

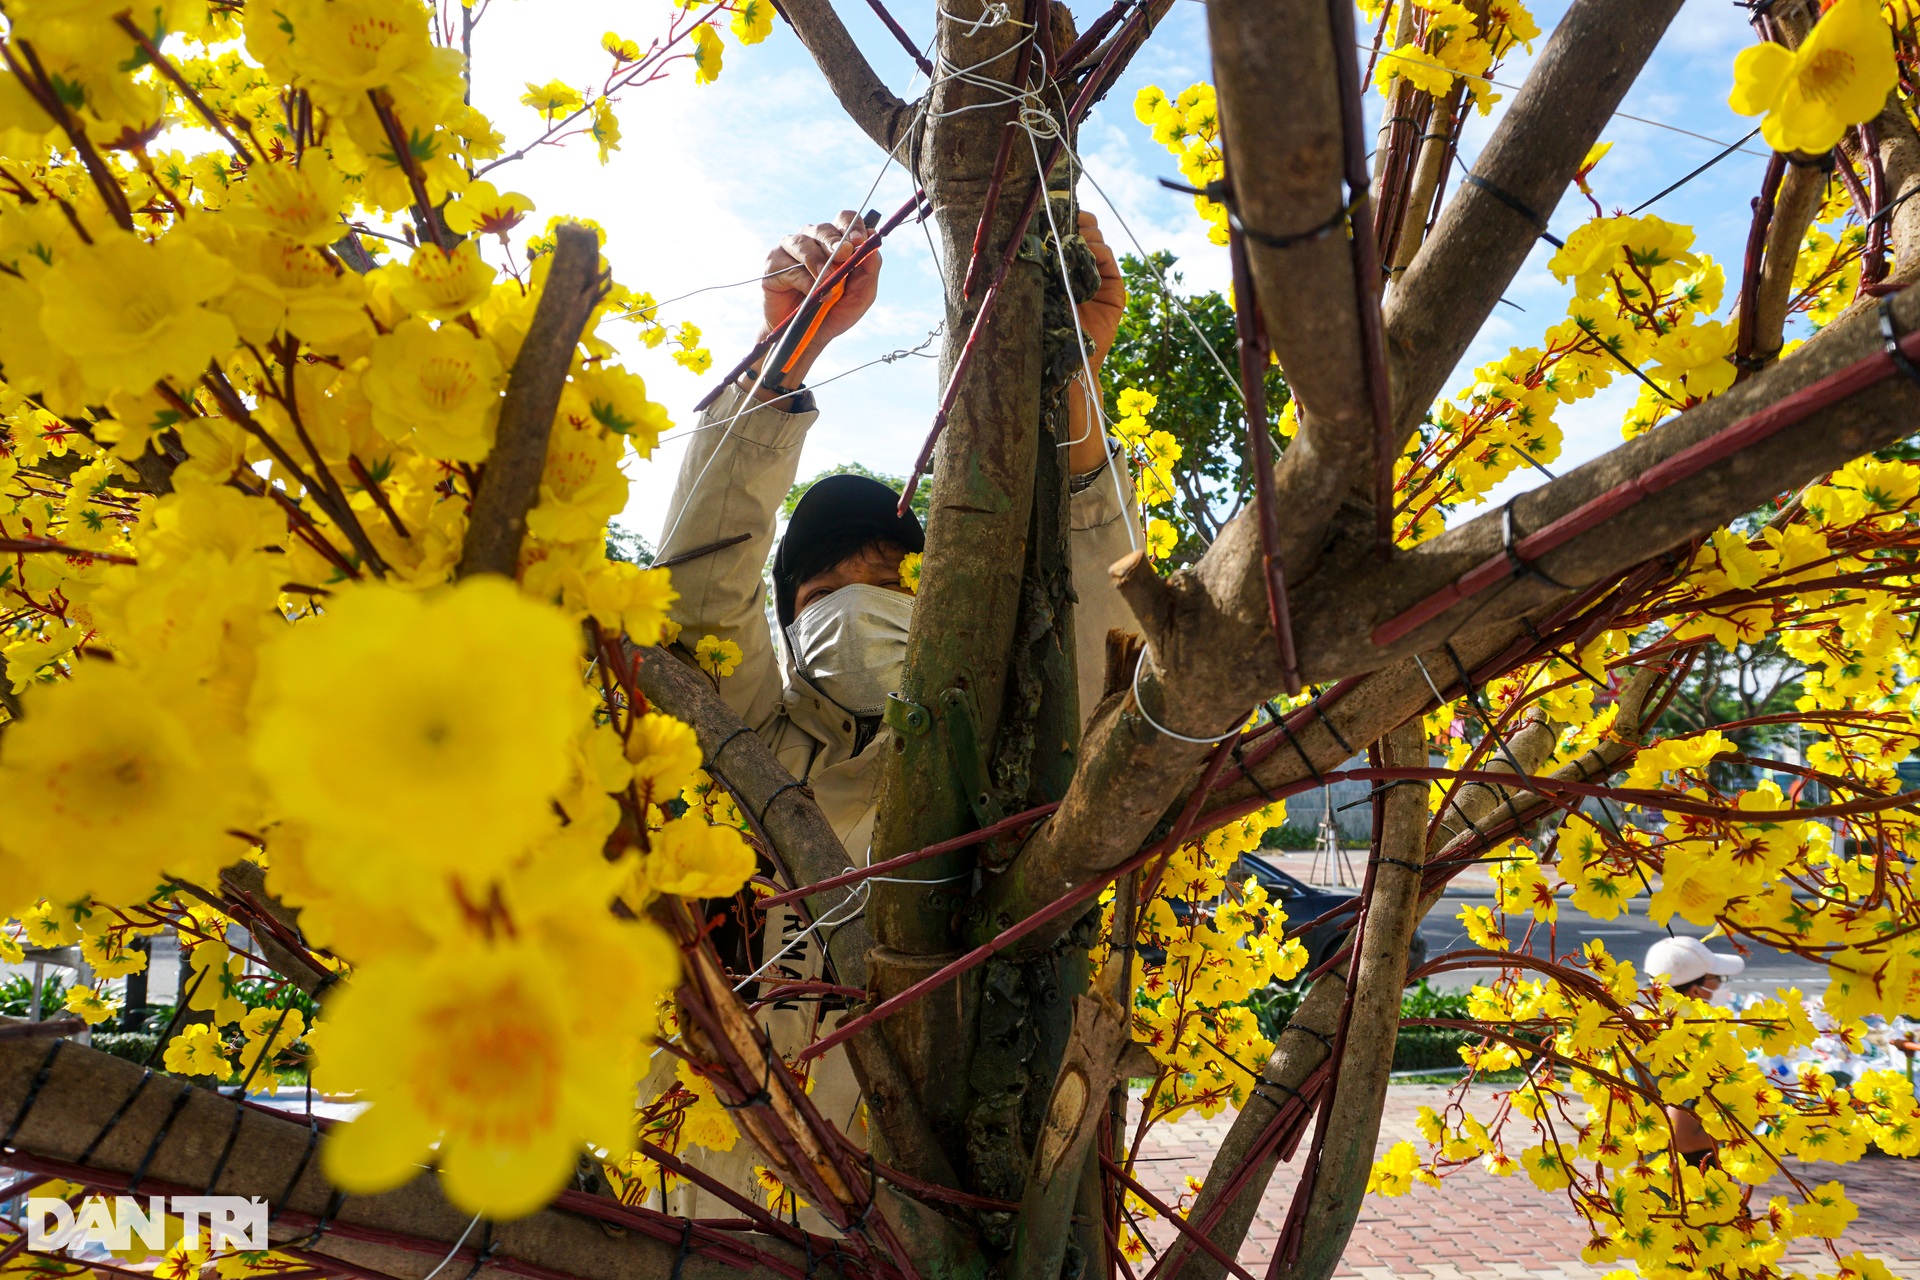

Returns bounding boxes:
[1129,1085,1920,1280]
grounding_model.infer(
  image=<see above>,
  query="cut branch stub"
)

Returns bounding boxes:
[457,221,602,580]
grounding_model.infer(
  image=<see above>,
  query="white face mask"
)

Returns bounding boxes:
[786,583,914,717]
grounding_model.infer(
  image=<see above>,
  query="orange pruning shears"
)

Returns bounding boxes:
[769,209,881,378]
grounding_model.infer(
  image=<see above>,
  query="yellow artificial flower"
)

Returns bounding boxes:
[602,31,641,61]
[731,0,774,44]
[362,318,504,461]
[691,24,724,84]
[164,1023,232,1078]
[250,577,589,880]
[63,984,118,1025]
[318,914,677,1218]
[444,180,535,240]
[693,633,742,678]
[898,551,922,594]
[1145,517,1178,560]
[385,240,494,320]
[1730,0,1898,154]
[226,157,352,245]
[644,813,756,898]
[520,80,584,121]
[574,365,670,456]
[0,664,250,909]
[589,97,621,165]
[37,230,239,403]
[627,713,703,804]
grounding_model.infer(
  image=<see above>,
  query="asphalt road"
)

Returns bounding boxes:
[1415,889,1828,998]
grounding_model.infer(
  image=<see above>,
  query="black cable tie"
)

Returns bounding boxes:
[1501,499,1570,591]
[710,726,757,764]
[1879,298,1920,388]
[1286,1023,1336,1052]
[2,1039,64,1150]
[849,1153,880,1231]
[1252,1077,1301,1109]
[758,779,812,825]
[1369,856,1425,872]
[719,1088,772,1111]
[1337,779,1426,812]
[459,1223,497,1280]
[269,1118,322,1226]
[206,1097,247,1194]
[1731,347,1783,372]
[1466,173,1560,245]
[287,1189,347,1249]
[1158,175,1363,251]
[1232,193,1364,252]
[80,1068,152,1166]
[668,1219,695,1280]
[1311,702,1354,757]
[1231,737,1278,804]
[127,1083,196,1194]
[1275,709,1324,787]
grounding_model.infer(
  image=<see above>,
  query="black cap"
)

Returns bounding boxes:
[773,473,924,626]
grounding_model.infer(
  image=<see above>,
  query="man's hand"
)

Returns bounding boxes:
[748,211,883,394]
[1075,211,1126,369]
[1066,211,1127,474]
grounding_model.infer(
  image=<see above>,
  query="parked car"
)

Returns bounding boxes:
[1140,852,1428,988]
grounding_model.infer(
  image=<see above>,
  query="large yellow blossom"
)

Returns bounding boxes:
[384,241,495,321]
[249,578,589,879]
[37,230,238,401]
[363,318,504,461]
[0,664,250,911]
[1731,0,1898,154]
[318,914,677,1218]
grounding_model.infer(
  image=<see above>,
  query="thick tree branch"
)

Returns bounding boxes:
[1271,721,1426,1280]
[0,1038,798,1280]
[458,222,602,579]
[778,0,916,155]
[1208,0,1370,471]
[1287,282,1920,680]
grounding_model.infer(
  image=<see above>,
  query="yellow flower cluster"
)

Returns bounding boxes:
[0,0,765,1223]
[1133,84,1227,246]
[1396,204,1731,545]
[1108,387,1186,561]
[1107,801,1306,1126]
[1372,0,1538,114]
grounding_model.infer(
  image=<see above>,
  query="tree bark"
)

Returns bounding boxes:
[458,222,601,579]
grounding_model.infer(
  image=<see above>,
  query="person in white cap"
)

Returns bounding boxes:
[1644,935,1746,1166]
[1645,934,1746,1000]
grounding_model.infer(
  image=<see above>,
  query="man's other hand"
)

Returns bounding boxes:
[1076,210,1125,369]
[757,211,883,385]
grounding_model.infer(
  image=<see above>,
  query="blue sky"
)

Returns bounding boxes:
[466,0,1774,545]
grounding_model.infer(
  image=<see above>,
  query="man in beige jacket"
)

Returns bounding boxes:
[651,207,1142,1217]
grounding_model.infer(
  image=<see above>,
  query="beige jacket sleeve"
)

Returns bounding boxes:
[656,384,817,731]
[1068,441,1144,723]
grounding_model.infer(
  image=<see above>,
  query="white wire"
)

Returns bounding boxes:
[418,1214,484,1280]
[1018,94,1142,554]
[1130,647,1247,744]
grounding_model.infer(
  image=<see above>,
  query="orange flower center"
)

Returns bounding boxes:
[417,356,480,412]
[1797,48,1857,105]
